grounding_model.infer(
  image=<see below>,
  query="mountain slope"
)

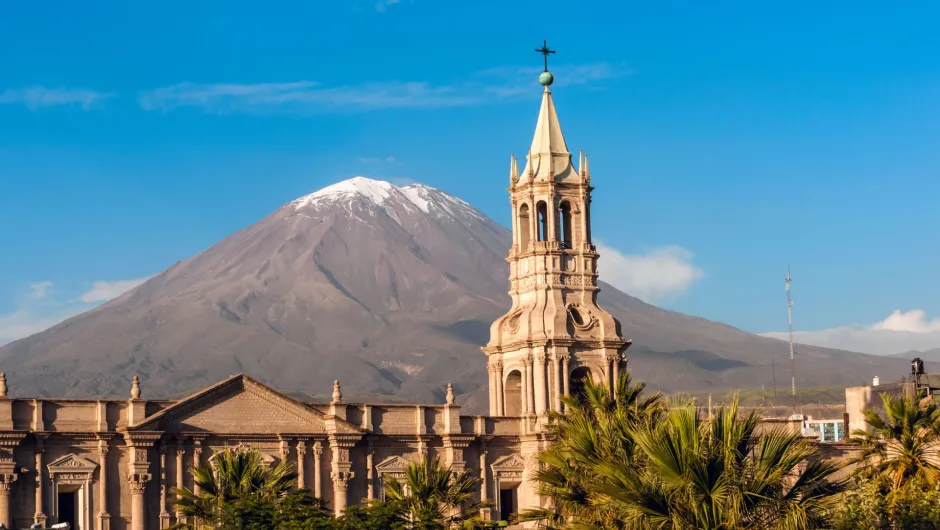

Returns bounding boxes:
[0,177,920,412]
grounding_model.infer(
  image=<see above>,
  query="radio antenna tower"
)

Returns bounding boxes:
[786,266,796,398]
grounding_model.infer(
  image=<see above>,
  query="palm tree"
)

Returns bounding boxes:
[383,457,492,529]
[850,389,940,491]
[518,372,665,528]
[522,373,844,529]
[171,446,298,528]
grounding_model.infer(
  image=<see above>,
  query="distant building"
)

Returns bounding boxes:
[845,357,940,435]
[802,417,845,443]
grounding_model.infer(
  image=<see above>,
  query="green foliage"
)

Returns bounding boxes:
[521,373,845,530]
[335,500,408,530]
[850,390,940,490]
[383,457,494,529]
[170,447,332,530]
[831,390,940,529]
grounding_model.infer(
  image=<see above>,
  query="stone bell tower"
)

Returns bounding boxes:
[483,59,630,419]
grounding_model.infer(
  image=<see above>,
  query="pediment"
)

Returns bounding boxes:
[129,374,361,435]
[47,453,98,474]
[375,455,417,472]
[490,454,525,470]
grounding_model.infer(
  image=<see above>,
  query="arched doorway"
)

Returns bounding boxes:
[504,370,523,416]
[569,366,592,403]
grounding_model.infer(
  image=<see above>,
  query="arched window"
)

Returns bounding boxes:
[518,204,530,251]
[536,201,548,242]
[504,370,523,416]
[559,201,573,248]
[569,367,592,403]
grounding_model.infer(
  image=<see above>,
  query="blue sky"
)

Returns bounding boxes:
[1,0,939,353]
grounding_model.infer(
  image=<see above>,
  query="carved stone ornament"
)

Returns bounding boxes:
[331,471,354,489]
[47,453,98,481]
[490,454,525,479]
[566,303,596,331]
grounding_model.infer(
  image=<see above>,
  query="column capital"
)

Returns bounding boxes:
[128,473,151,494]
[330,471,354,490]
[487,360,503,372]
[296,440,307,456]
[0,473,17,493]
[312,441,323,458]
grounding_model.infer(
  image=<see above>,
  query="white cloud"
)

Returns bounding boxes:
[760,309,940,355]
[137,63,628,115]
[0,277,148,346]
[358,155,397,164]
[29,281,53,299]
[0,86,114,110]
[596,243,704,304]
[375,0,400,12]
[79,278,148,303]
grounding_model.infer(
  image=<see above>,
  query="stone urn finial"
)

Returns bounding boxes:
[332,380,342,403]
[0,372,7,398]
[131,375,141,399]
[446,383,455,405]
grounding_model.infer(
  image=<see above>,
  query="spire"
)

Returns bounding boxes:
[446,383,455,405]
[130,375,141,399]
[509,154,519,186]
[582,152,591,182]
[519,46,578,183]
[332,380,342,403]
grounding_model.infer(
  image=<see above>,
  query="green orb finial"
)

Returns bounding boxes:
[539,71,554,86]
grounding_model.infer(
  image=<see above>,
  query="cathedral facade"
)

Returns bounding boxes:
[0,70,628,530]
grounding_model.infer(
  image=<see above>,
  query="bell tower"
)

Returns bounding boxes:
[483,51,630,418]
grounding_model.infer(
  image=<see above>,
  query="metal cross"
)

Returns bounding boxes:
[535,40,556,72]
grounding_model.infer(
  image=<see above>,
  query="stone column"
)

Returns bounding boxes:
[97,438,111,530]
[159,446,170,528]
[34,440,46,527]
[127,446,153,530]
[494,362,505,416]
[296,440,307,490]
[487,367,497,416]
[612,353,621,396]
[479,448,492,520]
[552,355,562,412]
[192,440,204,496]
[532,355,545,414]
[175,445,185,522]
[0,472,18,528]
[561,355,570,401]
[606,358,614,394]
[329,435,358,516]
[125,434,158,530]
[312,441,323,499]
[521,360,529,414]
[366,449,374,500]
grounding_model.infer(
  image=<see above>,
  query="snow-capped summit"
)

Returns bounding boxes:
[289,176,487,223]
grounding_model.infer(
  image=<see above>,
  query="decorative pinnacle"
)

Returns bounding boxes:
[446,383,455,405]
[0,372,7,398]
[332,380,342,403]
[535,40,556,86]
[130,376,141,399]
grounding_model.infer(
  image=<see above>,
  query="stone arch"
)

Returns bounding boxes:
[558,200,573,248]
[569,366,593,402]
[536,201,549,242]
[517,203,531,251]
[504,370,523,416]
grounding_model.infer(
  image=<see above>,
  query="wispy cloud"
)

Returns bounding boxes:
[761,309,940,355]
[137,62,629,115]
[79,278,148,303]
[375,0,401,12]
[0,277,148,346]
[358,155,397,164]
[0,86,114,110]
[595,243,704,304]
